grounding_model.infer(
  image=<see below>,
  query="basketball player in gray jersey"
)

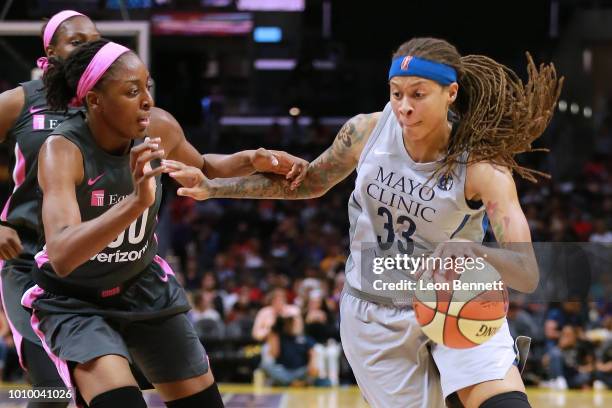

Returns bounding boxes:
[164,38,563,408]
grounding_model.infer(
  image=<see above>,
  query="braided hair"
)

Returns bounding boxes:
[393,38,564,182]
[43,38,127,111]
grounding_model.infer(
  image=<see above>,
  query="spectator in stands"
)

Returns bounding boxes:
[319,244,346,275]
[201,271,225,319]
[524,204,547,242]
[252,288,301,342]
[507,301,540,340]
[180,256,199,290]
[570,208,593,241]
[196,224,220,271]
[170,195,197,274]
[545,302,585,348]
[294,267,323,309]
[304,291,341,386]
[188,290,222,324]
[330,271,345,308]
[260,315,318,386]
[234,275,265,306]
[543,325,595,389]
[594,337,612,390]
[590,218,612,243]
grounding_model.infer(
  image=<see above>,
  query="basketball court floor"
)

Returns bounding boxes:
[0,384,610,407]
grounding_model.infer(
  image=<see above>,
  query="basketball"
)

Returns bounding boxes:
[413,258,509,349]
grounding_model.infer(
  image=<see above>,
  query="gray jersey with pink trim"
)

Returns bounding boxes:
[344,103,487,304]
[35,112,161,289]
[1,80,78,255]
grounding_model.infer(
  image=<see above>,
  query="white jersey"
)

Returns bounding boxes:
[344,103,486,305]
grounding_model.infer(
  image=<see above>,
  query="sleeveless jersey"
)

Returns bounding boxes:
[344,103,487,305]
[34,112,161,289]
[1,80,79,255]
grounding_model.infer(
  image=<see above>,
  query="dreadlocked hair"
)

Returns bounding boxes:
[43,38,123,111]
[393,37,564,182]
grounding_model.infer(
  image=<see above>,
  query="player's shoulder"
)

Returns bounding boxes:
[43,134,82,156]
[39,134,84,185]
[0,86,26,124]
[341,111,382,148]
[0,85,25,103]
[150,106,178,126]
[349,111,382,133]
[148,107,184,145]
[465,160,515,200]
[467,160,512,180]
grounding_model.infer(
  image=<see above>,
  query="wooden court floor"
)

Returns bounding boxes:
[0,384,610,407]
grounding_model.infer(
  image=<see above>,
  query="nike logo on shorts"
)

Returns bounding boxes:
[88,173,105,186]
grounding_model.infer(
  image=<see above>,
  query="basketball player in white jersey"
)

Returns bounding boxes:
[161,37,562,408]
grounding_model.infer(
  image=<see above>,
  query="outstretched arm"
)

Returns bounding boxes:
[150,107,307,180]
[165,112,380,200]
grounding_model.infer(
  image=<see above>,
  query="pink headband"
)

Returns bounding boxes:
[37,10,85,71]
[43,10,84,49]
[73,42,130,106]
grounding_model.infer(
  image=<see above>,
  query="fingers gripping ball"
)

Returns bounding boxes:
[413,260,508,349]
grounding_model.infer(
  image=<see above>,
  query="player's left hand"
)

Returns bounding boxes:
[251,148,308,189]
[162,159,212,200]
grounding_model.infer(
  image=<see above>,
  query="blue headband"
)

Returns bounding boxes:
[388,55,457,85]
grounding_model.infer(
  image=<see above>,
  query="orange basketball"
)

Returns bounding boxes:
[412,260,509,349]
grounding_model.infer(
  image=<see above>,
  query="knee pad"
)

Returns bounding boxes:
[165,383,224,408]
[480,391,531,408]
[89,386,146,408]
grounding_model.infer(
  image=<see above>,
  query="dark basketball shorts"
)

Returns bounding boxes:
[1,257,40,368]
[21,255,209,393]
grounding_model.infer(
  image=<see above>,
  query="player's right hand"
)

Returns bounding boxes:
[161,159,212,201]
[130,137,166,208]
[0,225,22,260]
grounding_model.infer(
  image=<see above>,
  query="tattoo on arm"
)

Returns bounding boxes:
[208,114,375,200]
[487,200,507,244]
[486,201,507,245]
[338,122,355,148]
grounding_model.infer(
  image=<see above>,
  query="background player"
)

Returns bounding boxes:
[0,11,100,408]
